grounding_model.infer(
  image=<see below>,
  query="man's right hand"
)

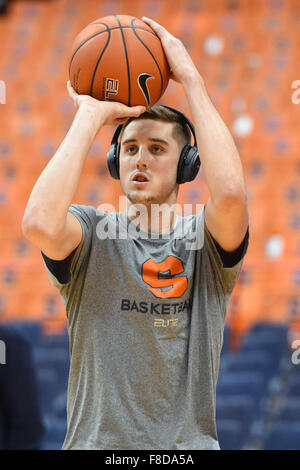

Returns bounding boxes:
[67,80,146,128]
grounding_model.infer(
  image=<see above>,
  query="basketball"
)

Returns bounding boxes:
[68,15,170,107]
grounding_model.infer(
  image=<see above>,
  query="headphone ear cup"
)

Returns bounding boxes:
[176,145,190,184]
[176,146,201,184]
[107,143,120,179]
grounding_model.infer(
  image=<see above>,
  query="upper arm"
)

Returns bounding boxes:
[24,211,83,261]
[204,195,249,252]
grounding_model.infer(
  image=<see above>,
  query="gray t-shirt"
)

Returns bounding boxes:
[42,203,249,450]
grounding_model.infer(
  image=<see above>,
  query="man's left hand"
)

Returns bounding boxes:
[142,16,202,86]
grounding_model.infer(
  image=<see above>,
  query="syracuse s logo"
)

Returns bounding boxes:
[138,73,154,107]
[142,256,188,299]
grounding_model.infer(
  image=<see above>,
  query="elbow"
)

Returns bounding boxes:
[22,213,37,239]
[22,214,45,241]
[22,213,61,242]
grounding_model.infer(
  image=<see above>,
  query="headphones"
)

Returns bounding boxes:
[107,105,201,184]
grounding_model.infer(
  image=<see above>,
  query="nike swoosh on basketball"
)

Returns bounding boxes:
[138,73,154,107]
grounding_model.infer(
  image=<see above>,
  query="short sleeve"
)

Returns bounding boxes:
[41,204,97,290]
[202,207,249,295]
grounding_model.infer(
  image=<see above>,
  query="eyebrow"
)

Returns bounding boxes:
[121,138,169,146]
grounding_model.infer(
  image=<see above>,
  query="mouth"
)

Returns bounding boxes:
[131,172,150,186]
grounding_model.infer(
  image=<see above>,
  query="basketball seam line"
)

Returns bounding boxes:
[69,25,158,84]
[131,19,164,99]
[68,22,110,77]
[90,23,157,37]
[89,27,111,98]
[115,15,131,106]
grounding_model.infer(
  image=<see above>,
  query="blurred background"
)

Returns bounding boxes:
[0,0,299,450]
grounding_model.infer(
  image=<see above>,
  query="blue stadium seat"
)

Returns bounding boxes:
[250,322,288,337]
[262,421,300,450]
[42,441,62,450]
[34,346,69,391]
[52,391,67,420]
[221,325,230,356]
[41,332,69,350]
[7,321,42,348]
[277,398,300,421]
[224,350,273,383]
[36,368,60,413]
[241,330,286,352]
[286,375,300,397]
[239,331,287,374]
[217,419,244,450]
[41,417,67,450]
[216,371,265,415]
[216,394,255,440]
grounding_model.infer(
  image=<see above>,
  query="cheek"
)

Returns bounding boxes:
[159,158,178,182]
[119,157,131,179]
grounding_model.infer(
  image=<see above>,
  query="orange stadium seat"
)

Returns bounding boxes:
[0,0,299,344]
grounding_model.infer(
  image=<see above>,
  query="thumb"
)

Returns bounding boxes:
[67,80,79,107]
[121,104,146,117]
[132,105,147,115]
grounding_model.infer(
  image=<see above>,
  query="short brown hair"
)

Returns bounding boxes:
[119,104,191,150]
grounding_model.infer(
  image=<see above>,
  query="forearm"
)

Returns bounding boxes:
[23,106,103,236]
[183,74,247,204]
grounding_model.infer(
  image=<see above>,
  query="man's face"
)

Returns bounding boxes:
[119,119,181,207]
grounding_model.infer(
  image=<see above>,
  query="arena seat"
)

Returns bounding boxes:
[216,394,255,444]
[239,334,287,374]
[52,391,67,420]
[41,417,67,450]
[217,419,244,450]
[285,375,300,398]
[36,368,59,414]
[4,320,42,348]
[222,350,275,385]
[216,371,266,417]
[276,398,300,422]
[262,422,300,450]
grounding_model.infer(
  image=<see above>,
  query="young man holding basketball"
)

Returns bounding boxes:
[22,17,249,450]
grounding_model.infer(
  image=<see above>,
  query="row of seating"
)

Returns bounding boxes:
[217,322,300,449]
[5,319,299,450]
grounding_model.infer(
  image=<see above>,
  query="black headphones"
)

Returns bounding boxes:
[107,105,201,184]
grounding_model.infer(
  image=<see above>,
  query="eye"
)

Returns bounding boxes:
[151,145,164,154]
[125,145,138,155]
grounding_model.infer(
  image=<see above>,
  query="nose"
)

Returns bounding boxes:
[135,145,150,169]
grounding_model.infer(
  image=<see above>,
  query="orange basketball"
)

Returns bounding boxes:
[68,15,170,107]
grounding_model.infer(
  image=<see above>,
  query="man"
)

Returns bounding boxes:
[22,17,249,449]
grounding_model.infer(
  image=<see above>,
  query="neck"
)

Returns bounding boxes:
[126,199,178,234]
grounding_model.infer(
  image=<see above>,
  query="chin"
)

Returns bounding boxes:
[127,191,156,205]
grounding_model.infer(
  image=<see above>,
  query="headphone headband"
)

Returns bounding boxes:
[159,105,197,147]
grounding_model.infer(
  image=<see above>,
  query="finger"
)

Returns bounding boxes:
[67,80,78,99]
[119,104,146,117]
[130,105,147,116]
[114,117,129,125]
[67,81,79,108]
[142,16,167,37]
